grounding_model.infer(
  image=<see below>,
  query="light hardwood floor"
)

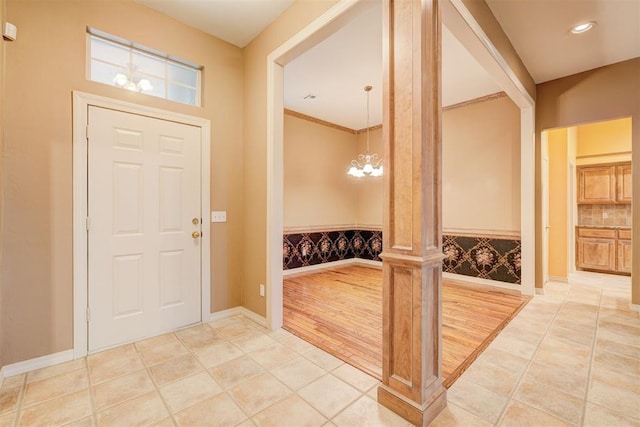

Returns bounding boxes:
[283,265,530,388]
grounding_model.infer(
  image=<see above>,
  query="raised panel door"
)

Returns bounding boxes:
[617,239,633,273]
[87,106,202,352]
[576,237,616,272]
[616,163,633,203]
[578,166,615,204]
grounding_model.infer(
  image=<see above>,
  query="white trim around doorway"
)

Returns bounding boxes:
[265,0,371,330]
[72,91,211,359]
[442,0,536,295]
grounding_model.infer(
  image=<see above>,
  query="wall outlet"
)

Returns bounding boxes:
[259,284,265,297]
[603,212,608,219]
[211,211,227,223]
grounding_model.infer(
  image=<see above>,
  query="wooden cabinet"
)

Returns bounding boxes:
[616,163,633,203]
[578,165,615,204]
[576,227,632,274]
[576,228,616,271]
[617,229,633,273]
[577,162,631,204]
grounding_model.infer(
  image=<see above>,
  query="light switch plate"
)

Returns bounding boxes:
[211,211,227,223]
[3,22,17,41]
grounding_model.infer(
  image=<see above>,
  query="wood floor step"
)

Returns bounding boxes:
[283,265,530,387]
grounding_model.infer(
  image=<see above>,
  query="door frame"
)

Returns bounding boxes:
[265,0,377,330]
[568,159,576,275]
[72,91,211,358]
[541,134,550,287]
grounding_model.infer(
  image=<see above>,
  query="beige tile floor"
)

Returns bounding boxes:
[436,273,640,427]
[0,272,638,426]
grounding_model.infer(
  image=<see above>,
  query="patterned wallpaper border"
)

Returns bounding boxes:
[443,235,521,284]
[283,230,382,270]
[283,230,521,284]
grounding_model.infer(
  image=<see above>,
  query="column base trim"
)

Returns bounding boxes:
[377,383,447,427]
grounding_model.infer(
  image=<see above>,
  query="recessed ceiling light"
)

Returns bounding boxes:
[570,21,595,34]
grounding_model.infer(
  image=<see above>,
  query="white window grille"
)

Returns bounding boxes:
[87,28,202,106]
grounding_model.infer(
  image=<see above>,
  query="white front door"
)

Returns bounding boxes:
[87,106,202,352]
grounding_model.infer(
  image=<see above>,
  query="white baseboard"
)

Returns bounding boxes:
[535,287,545,295]
[1,349,74,378]
[210,306,268,327]
[239,307,268,327]
[283,258,382,277]
[630,304,639,313]
[209,306,243,322]
[354,259,383,269]
[443,272,523,294]
[548,275,568,283]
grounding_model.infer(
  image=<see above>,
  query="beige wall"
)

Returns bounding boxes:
[355,128,383,227]
[2,0,244,365]
[576,117,632,164]
[284,114,359,228]
[536,58,639,304]
[547,128,568,278]
[0,0,5,368]
[442,95,521,233]
[242,0,338,317]
[283,117,385,230]
[286,95,522,235]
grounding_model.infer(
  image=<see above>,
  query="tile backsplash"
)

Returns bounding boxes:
[578,204,632,227]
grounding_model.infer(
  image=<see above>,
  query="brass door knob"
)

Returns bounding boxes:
[192,231,201,239]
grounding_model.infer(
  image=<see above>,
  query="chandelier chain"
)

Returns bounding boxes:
[347,85,382,178]
[366,85,371,153]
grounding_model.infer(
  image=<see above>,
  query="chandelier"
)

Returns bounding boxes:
[113,67,153,93]
[348,85,383,177]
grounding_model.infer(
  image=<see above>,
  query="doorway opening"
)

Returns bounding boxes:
[541,117,633,290]
[266,0,536,387]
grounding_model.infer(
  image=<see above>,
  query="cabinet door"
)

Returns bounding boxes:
[578,166,616,204]
[617,239,633,273]
[616,163,633,203]
[576,237,616,272]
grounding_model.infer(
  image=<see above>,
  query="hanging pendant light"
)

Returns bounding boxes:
[347,85,383,178]
[113,63,153,93]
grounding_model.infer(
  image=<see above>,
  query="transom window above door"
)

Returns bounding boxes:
[87,27,202,106]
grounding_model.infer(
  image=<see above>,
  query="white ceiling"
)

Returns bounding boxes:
[486,0,640,83]
[135,0,640,127]
[135,0,294,48]
[284,3,501,130]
